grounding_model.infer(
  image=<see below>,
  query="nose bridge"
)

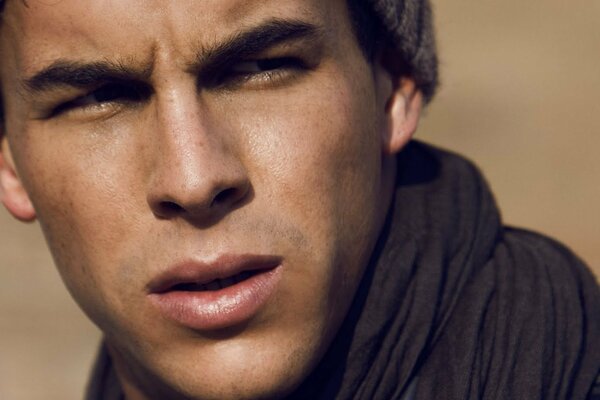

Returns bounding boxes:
[156,93,222,186]
[146,88,249,220]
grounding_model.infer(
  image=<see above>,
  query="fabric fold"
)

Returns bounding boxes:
[290,141,599,400]
[86,141,600,400]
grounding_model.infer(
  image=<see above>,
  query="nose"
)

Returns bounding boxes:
[146,99,251,223]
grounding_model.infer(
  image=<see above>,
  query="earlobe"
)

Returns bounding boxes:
[0,137,36,222]
[382,78,423,155]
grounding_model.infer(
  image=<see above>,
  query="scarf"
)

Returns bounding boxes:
[87,141,600,399]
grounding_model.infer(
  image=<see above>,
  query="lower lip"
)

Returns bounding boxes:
[148,267,281,331]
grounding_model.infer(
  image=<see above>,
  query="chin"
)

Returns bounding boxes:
[107,320,326,400]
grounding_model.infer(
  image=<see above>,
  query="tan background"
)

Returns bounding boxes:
[1,1,598,398]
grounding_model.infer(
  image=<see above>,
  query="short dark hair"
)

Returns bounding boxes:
[347,0,384,61]
[345,0,437,102]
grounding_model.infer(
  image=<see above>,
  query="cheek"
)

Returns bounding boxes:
[234,72,384,236]
[229,71,385,317]
[9,121,143,307]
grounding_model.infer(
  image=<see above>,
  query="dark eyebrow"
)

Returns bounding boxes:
[21,19,322,94]
[195,19,324,82]
[22,60,152,95]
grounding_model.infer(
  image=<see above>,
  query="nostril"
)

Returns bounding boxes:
[212,187,241,206]
[159,201,185,215]
[148,178,251,220]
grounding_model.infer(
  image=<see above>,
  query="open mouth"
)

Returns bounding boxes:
[147,256,283,330]
[147,255,282,295]
[168,271,258,292]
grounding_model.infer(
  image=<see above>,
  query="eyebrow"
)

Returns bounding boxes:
[194,19,323,82]
[22,60,153,94]
[21,19,323,95]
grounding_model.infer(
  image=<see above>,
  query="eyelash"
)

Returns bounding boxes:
[50,56,306,117]
[50,83,147,117]
[222,57,306,85]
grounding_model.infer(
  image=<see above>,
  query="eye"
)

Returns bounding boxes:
[220,57,306,86]
[231,57,301,74]
[52,82,148,116]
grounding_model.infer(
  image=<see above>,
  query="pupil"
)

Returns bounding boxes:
[94,84,136,102]
[257,58,288,71]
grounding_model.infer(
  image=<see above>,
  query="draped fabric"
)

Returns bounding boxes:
[86,342,124,400]
[86,141,600,400]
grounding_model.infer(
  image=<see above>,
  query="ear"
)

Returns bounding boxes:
[375,55,423,155]
[382,78,422,154]
[0,136,36,222]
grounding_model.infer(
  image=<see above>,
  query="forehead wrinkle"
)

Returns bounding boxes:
[3,1,160,76]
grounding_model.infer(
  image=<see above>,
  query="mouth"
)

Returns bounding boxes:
[164,270,258,293]
[147,255,282,331]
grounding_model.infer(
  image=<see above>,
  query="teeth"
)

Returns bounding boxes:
[239,271,252,281]
[175,271,256,292]
[197,277,238,291]
[205,281,221,291]
[220,277,237,288]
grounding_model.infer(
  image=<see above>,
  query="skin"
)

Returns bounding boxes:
[0,0,421,399]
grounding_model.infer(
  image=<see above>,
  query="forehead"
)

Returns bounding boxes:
[0,0,348,79]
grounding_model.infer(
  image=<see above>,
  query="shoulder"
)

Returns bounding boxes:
[495,228,600,399]
[499,227,598,297]
[495,227,599,332]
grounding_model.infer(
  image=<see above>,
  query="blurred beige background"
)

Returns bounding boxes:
[1,1,598,399]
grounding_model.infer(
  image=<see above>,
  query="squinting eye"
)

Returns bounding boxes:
[230,57,301,74]
[220,57,308,87]
[73,83,143,107]
[52,82,147,116]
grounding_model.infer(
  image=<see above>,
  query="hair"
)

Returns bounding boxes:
[352,0,438,102]
[0,0,438,126]
[347,0,384,61]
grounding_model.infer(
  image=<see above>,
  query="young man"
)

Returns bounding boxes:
[0,0,598,399]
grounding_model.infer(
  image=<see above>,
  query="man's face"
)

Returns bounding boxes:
[0,0,417,398]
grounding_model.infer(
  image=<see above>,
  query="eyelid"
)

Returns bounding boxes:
[230,60,265,74]
[49,81,151,118]
[231,57,304,72]
[212,56,309,89]
[49,95,117,119]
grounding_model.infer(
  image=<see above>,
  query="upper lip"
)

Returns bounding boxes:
[146,254,282,294]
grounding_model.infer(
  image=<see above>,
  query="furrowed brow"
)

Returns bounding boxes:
[22,60,152,94]
[196,19,324,79]
[20,20,321,94]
